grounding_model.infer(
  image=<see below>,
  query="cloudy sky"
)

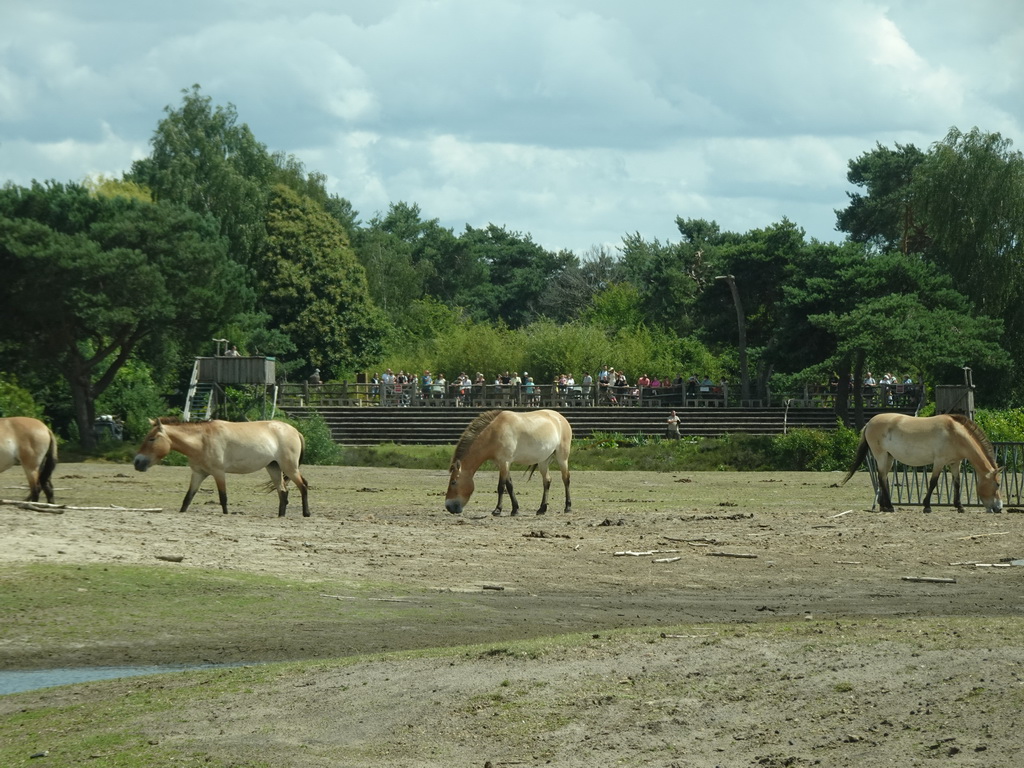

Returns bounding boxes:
[2,1,1022,255]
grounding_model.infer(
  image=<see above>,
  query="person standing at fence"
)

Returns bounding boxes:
[666,410,681,439]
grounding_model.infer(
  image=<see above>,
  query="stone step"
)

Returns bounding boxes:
[281,405,900,446]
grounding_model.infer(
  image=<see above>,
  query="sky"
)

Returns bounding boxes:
[1,0,1022,256]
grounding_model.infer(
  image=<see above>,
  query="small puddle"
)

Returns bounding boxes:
[1,663,249,696]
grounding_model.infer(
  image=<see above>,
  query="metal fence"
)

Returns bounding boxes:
[865,442,1024,509]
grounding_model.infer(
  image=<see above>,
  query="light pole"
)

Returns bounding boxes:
[715,275,751,404]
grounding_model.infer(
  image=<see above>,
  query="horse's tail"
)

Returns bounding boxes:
[36,430,58,501]
[526,464,538,481]
[835,431,869,487]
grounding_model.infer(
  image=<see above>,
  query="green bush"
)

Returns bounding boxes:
[292,413,344,465]
[0,374,43,418]
[768,423,860,471]
[976,408,1024,443]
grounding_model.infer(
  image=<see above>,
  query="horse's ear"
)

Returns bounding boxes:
[149,418,157,426]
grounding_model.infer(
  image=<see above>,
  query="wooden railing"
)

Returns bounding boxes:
[276,381,923,410]
[279,381,726,409]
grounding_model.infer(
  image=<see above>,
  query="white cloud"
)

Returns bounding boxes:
[0,0,1021,254]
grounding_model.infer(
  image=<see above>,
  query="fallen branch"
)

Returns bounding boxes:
[830,510,854,518]
[902,576,957,584]
[0,499,163,513]
[0,499,64,514]
[956,531,1009,540]
[613,549,681,557]
[707,551,758,559]
[653,556,682,563]
[155,554,184,563]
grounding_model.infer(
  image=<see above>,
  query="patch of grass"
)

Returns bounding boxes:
[0,564,422,656]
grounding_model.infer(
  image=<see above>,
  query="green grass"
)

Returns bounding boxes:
[0,564,421,655]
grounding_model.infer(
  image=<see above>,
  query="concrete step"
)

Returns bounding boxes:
[280,405,898,446]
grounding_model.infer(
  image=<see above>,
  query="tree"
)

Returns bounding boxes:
[915,127,1024,321]
[459,225,574,328]
[256,185,387,377]
[780,247,1005,425]
[0,181,250,446]
[835,141,928,254]
[128,85,277,269]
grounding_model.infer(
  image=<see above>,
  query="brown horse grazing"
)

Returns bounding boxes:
[838,413,1002,514]
[0,416,58,504]
[445,409,572,516]
[133,418,310,517]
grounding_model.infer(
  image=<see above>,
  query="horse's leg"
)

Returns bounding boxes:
[561,466,572,513]
[492,466,509,516]
[180,469,209,513]
[535,465,551,515]
[491,462,516,518]
[267,464,289,517]
[507,476,520,516]
[950,464,965,513]
[212,473,232,515]
[874,455,895,512]
[291,470,310,517]
[922,467,947,514]
[22,466,41,502]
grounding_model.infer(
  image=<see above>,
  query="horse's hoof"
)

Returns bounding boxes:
[536,509,546,515]
[491,509,502,517]
[922,507,932,514]
[303,511,311,517]
[510,510,520,517]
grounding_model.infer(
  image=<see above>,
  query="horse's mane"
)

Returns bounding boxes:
[949,414,997,464]
[451,410,502,464]
[154,417,213,429]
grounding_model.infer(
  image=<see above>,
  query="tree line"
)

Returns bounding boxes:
[1,85,1022,446]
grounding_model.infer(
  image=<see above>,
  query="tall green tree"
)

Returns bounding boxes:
[128,85,277,270]
[835,141,928,254]
[779,246,1005,424]
[0,181,249,445]
[459,225,574,328]
[257,185,386,377]
[915,127,1024,321]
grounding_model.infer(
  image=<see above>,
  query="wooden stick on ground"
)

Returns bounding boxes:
[0,499,163,513]
[707,551,758,559]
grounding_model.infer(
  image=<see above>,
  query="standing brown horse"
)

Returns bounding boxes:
[0,417,58,503]
[445,409,572,516]
[838,413,1002,513]
[133,418,310,517]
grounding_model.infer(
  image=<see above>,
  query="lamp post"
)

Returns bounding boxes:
[715,275,751,404]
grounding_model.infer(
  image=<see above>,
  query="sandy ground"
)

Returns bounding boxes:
[2,461,1024,766]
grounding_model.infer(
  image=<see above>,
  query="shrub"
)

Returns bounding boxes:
[768,423,859,471]
[292,413,343,465]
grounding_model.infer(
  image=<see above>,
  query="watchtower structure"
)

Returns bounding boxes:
[183,355,277,421]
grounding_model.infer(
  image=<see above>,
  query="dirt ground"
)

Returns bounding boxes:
[3,461,1024,766]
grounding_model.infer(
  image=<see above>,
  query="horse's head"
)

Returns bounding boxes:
[133,419,171,472]
[978,467,1004,513]
[444,459,475,514]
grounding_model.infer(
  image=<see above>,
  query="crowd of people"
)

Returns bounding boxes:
[361,367,728,408]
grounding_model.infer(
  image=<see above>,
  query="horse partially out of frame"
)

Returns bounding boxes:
[838,412,1002,514]
[445,409,572,517]
[133,418,310,517]
[0,416,58,504]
